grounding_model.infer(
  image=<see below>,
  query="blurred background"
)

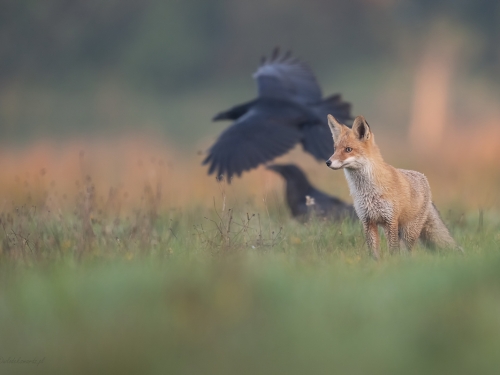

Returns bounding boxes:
[1,0,499,212]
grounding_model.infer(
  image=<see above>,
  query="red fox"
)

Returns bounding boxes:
[326,114,461,259]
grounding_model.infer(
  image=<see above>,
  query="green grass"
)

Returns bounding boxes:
[0,205,500,375]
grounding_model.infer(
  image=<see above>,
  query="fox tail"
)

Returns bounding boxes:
[420,203,463,252]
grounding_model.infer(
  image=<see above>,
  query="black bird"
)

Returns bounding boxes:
[204,48,352,181]
[267,164,357,222]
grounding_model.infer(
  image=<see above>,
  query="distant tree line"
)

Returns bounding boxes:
[0,0,498,91]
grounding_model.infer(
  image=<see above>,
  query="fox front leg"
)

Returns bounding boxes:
[363,221,380,260]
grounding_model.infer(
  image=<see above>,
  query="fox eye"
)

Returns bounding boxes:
[345,147,352,153]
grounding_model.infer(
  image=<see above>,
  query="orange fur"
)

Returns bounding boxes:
[326,115,459,259]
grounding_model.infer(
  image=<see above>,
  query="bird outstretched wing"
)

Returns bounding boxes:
[203,111,302,181]
[253,48,322,106]
[301,94,353,160]
[300,123,335,160]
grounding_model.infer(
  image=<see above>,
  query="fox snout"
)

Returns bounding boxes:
[326,158,343,170]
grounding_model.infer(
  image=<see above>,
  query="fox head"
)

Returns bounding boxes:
[326,115,376,170]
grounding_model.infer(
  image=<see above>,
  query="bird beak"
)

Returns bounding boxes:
[212,112,226,121]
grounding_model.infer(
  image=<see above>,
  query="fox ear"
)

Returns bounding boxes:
[327,114,344,141]
[352,116,371,141]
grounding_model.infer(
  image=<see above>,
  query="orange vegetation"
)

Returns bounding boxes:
[0,124,499,217]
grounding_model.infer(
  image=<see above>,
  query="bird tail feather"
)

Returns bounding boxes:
[314,94,352,124]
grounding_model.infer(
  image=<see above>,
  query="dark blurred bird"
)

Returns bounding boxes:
[203,48,352,181]
[267,164,357,222]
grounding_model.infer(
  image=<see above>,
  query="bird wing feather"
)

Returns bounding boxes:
[253,48,322,105]
[301,123,335,160]
[203,111,302,181]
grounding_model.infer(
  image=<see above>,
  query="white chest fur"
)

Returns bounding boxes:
[344,165,393,224]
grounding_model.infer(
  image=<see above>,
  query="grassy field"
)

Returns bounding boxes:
[0,136,499,374]
[1,194,500,374]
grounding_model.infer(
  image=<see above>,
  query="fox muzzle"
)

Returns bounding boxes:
[326,159,344,170]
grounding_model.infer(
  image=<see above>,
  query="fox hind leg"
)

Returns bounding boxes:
[400,224,421,251]
[383,221,400,254]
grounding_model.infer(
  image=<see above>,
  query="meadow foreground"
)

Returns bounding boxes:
[0,202,499,375]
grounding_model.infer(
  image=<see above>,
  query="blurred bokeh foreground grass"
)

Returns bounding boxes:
[1,195,500,374]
